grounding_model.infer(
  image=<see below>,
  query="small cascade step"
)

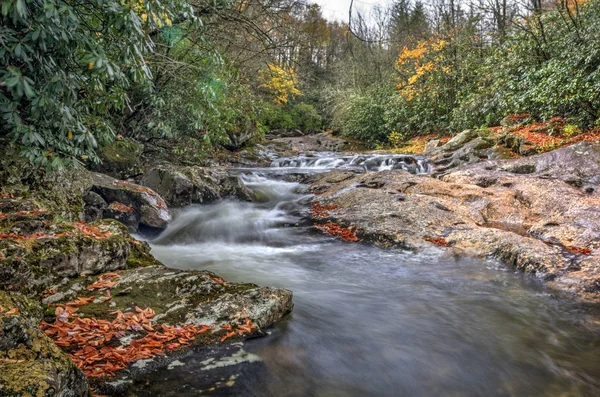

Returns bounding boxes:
[270,154,432,174]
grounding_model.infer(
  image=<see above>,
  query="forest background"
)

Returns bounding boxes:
[1,0,599,167]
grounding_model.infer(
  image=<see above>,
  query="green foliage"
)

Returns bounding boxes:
[387,131,406,148]
[342,93,389,146]
[452,1,600,131]
[0,0,194,168]
[259,102,322,132]
[326,1,600,143]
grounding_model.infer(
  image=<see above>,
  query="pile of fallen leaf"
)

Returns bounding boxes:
[425,236,452,247]
[311,201,338,218]
[39,272,257,378]
[0,305,19,315]
[315,221,360,242]
[564,245,592,256]
[87,273,120,291]
[74,222,112,239]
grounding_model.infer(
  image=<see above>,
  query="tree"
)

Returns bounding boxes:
[0,0,194,168]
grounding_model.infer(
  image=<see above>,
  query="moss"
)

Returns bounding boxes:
[0,291,43,321]
[100,141,143,164]
[0,291,89,396]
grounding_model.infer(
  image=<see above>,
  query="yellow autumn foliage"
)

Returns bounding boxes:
[395,37,450,102]
[259,63,302,105]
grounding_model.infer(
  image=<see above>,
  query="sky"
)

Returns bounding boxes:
[314,0,389,21]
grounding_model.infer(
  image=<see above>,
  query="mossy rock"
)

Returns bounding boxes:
[92,140,144,179]
[0,291,89,397]
[0,141,92,223]
[0,219,134,296]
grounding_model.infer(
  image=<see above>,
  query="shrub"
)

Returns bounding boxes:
[343,95,388,146]
[289,103,323,131]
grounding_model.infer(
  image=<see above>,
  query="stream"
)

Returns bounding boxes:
[130,156,600,397]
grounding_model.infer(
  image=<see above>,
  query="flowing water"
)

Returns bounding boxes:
[130,160,600,397]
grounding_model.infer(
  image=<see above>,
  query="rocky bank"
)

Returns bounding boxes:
[0,142,293,396]
[309,139,600,302]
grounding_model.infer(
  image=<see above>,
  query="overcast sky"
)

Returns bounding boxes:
[314,0,389,21]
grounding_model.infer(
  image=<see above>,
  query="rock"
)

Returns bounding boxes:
[0,219,132,294]
[309,160,600,301]
[431,137,494,174]
[438,129,479,152]
[140,167,194,207]
[91,140,144,179]
[423,139,440,155]
[91,172,171,230]
[0,140,92,222]
[452,142,600,186]
[43,266,293,394]
[266,129,307,139]
[0,291,89,397]
[83,191,107,222]
[140,166,254,207]
[272,132,367,153]
[104,202,140,232]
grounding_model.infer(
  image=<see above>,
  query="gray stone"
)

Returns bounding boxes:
[91,172,171,230]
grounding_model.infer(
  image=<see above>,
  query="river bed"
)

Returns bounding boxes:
[130,167,600,397]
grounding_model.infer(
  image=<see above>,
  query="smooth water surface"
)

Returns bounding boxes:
[136,172,600,397]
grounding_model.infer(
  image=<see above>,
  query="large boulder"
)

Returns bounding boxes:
[140,166,254,207]
[436,129,479,152]
[0,291,89,397]
[454,142,600,187]
[139,167,195,207]
[0,140,92,222]
[0,215,133,295]
[91,172,171,230]
[40,265,293,394]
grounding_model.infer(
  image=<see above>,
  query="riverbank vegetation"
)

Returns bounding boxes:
[2,0,600,166]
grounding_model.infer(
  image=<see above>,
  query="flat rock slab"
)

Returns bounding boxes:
[41,265,292,394]
[309,147,600,301]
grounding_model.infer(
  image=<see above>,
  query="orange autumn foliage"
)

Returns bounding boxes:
[315,222,360,242]
[41,304,215,378]
[87,273,120,291]
[425,237,452,247]
[311,202,338,218]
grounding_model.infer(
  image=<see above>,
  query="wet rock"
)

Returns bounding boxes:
[83,191,107,222]
[140,166,254,207]
[91,140,144,179]
[104,202,140,232]
[0,291,89,397]
[310,158,600,301]
[44,266,293,394]
[0,219,132,294]
[91,172,171,230]
[140,167,194,207]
